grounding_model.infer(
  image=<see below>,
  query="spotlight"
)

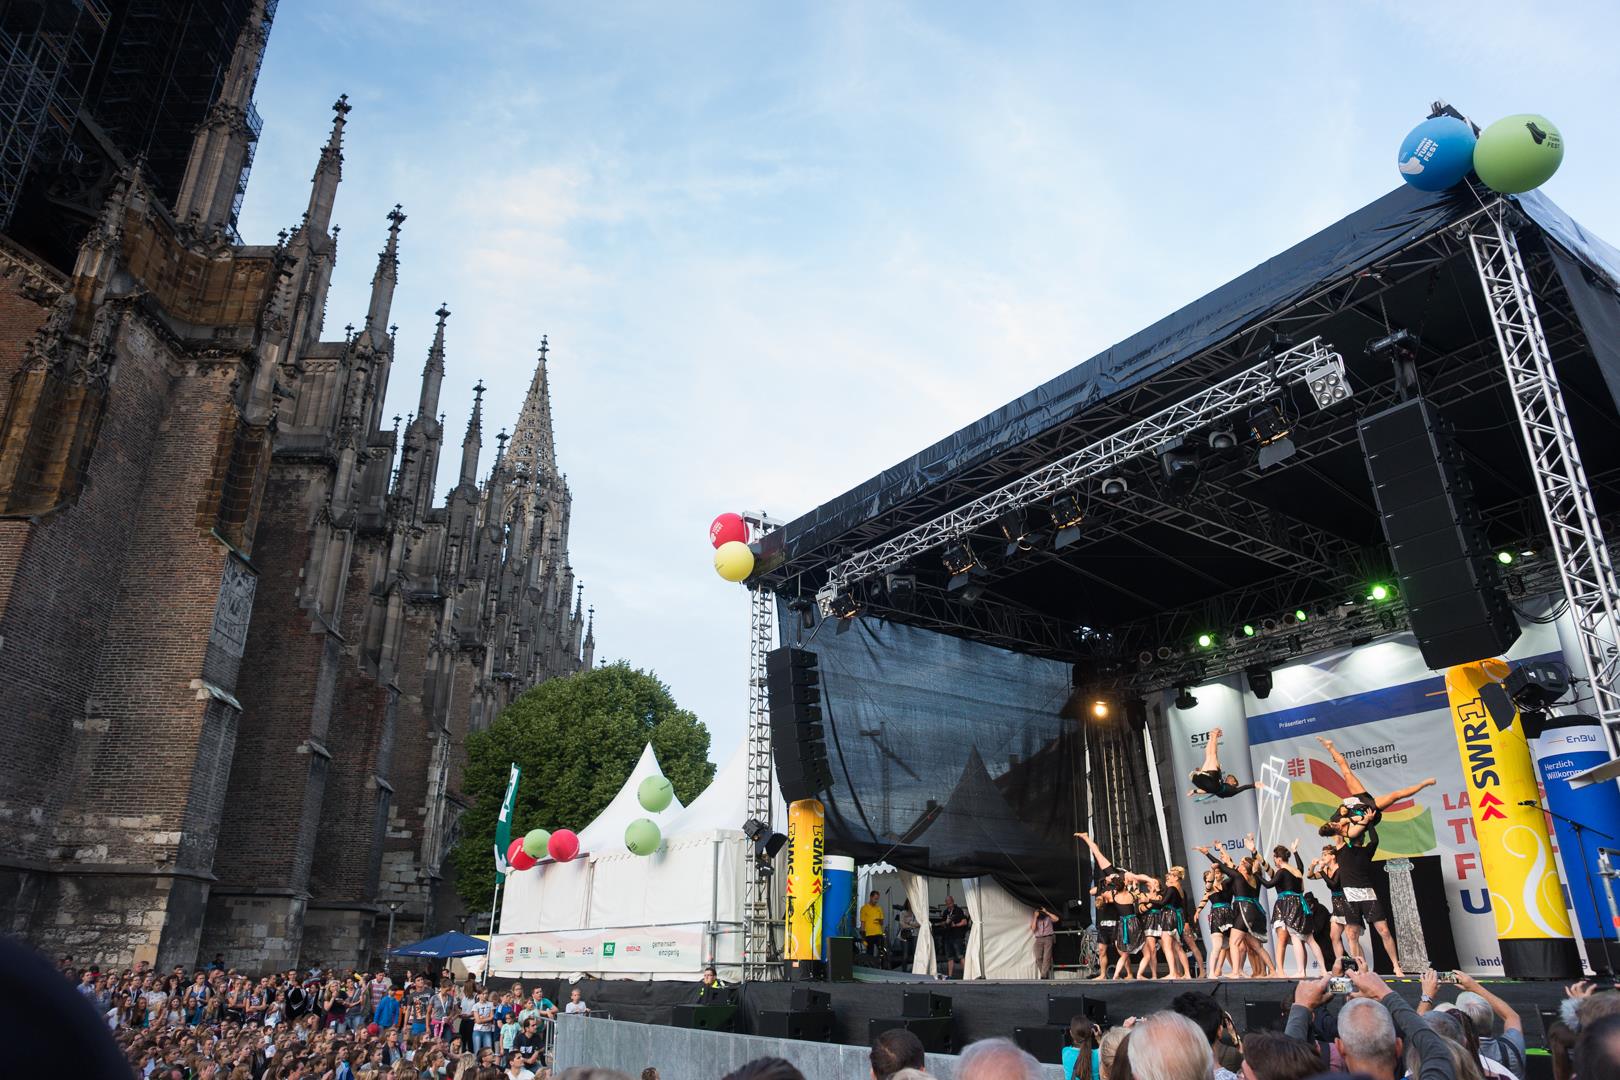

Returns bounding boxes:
[1242,624,1256,637]
[1304,357,1354,410]
[1155,645,1173,661]
[1090,699,1110,720]
[1157,437,1202,496]
[1496,550,1515,565]
[1050,491,1085,550]
[884,572,917,610]
[815,583,863,620]
[939,540,972,582]
[1208,428,1238,451]
[1504,660,1570,710]
[1174,686,1199,711]
[958,581,987,605]
[1196,632,1215,649]
[743,818,788,877]
[1245,665,1274,700]
[1137,650,1154,666]
[1293,608,1308,623]
[1366,583,1391,602]
[1249,402,1296,470]
[998,511,1043,557]
[1100,476,1129,498]
[1261,618,1277,632]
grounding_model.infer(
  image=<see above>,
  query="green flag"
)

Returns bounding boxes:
[493,762,521,877]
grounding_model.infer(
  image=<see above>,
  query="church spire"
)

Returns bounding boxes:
[506,337,558,487]
[305,94,350,238]
[365,205,404,347]
[459,381,484,486]
[418,303,450,422]
[583,606,596,668]
[173,0,272,233]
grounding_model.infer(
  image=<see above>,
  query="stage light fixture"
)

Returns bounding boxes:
[1367,583,1391,602]
[997,511,1043,557]
[1248,402,1296,470]
[1174,686,1199,711]
[743,818,788,877]
[1196,632,1215,649]
[1137,650,1154,666]
[884,572,917,610]
[1050,491,1085,550]
[1304,357,1353,410]
[1497,550,1515,565]
[1504,660,1571,710]
[1157,437,1202,497]
[1242,624,1256,637]
[1090,699,1110,720]
[1100,476,1129,498]
[815,582,863,620]
[1245,665,1274,700]
[941,539,977,575]
[1156,645,1173,661]
[1208,428,1238,451]
[958,581,987,605]
[1261,617,1278,632]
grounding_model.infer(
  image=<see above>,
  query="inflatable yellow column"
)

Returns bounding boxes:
[1445,660,1579,977]
[784,798,825,961]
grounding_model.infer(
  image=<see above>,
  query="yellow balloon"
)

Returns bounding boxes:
[714,540,755,582]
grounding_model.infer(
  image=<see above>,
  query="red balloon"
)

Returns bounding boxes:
[507,838,536,871]
[709,513,748,549]
[548,828,580,862]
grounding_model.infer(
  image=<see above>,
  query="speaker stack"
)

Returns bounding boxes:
[1359,397,1520,668]
[766,647,832,802]
[757,987,835,1042]
[1014,995,1108,1061]
[869,990,952,1053]
[674,984,740,1032]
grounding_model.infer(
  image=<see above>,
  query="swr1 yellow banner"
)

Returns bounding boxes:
[784,798,825,961]
[1446,660,1574,977]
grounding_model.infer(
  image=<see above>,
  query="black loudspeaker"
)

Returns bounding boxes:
[827,937,854,981]
[673,1003,737,1032]
[1359,398,1520,668]
[698,984,739,1006]
[766,647,832,801]
[903,990,952,1018]
[1014,1025,1067,1062]
[758,1009,834,1042]
[790,987,832,1013]
[869,1016,952,1053]
[785,958,826,982]
[1244,1001,1287,1032]
[1409,854,1460,971]
[1046,995,1088,1026]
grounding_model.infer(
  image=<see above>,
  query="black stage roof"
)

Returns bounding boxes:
[755,184,1620,688]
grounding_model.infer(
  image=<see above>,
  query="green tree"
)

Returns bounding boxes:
[452,661,716,910]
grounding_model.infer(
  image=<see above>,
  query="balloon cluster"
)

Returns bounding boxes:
[505,827,579,872]
[626,775,673,856]
[711,512,754,582]
[1397,112,1563,195]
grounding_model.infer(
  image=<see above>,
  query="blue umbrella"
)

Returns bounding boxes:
[389,930,489,959]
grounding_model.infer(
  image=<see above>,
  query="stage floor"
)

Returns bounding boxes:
[548,973,1574,1054]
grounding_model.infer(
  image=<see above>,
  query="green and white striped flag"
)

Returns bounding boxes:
[493,762,521,877]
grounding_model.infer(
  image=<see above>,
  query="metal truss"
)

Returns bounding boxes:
[1470,209,1620,749]
[825,337,1347,591]
[742,512,780,981]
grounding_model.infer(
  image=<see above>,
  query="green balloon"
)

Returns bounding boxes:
[522,828,551,859]
[625,818,661,856]
[637,775,674,812]
[1473,114,1563,194]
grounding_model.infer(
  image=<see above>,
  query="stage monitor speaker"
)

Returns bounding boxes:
[903,990,952,1018]
[785,959,827,983]
[1046,995,1088,1027]
[1244,1001,1287,1033]
[1359,398,1520,668]
[698,984,739,1006]
[1014,1025,1068,1062]
[672,1003,737,1032]
[758,1009,834,1042]
[790,987,832,1013]
[869,1016,952,1053]
[827,936,855,982]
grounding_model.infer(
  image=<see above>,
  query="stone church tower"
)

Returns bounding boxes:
[0,2,592,971]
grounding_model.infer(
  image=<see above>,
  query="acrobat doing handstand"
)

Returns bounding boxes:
[1185,727,1265,800]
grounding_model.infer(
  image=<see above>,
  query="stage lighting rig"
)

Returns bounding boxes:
[815,582,863,620]
[1157,437,1201,496]
[1174,686,1199,711]
[1089,699,1111,720]
[1305,356,1354,410]
[1246,665,1274,700]
[941,538,981,593]
[1207,427,1238,451]
[1050,491,1085,550]
[883,572,917,610]
[1249,402,1296,470]
[1100,476,1129,498]
[997,510,1042,557]
[743,818,788,877]
[1367,327,1421,398]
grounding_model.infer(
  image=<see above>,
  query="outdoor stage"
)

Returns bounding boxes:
[513,973,1573,1054]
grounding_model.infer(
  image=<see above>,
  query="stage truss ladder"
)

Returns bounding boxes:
[743,511,781,981]
[1469,206,1620,752]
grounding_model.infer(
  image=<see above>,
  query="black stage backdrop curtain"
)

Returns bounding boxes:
[779,608,1085,912]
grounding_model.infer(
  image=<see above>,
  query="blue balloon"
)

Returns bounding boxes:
[1396,116,1477,192]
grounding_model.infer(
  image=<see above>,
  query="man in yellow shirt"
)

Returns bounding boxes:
[858,891,886,958]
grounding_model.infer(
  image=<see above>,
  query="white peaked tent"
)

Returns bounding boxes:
[492,739,760,981]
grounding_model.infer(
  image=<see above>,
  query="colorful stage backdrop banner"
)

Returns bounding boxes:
[490,923,709,975]
[1530,713,1620,965]
[1166,609,1591,974]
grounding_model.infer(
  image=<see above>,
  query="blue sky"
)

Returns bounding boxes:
[238,2,1620,762]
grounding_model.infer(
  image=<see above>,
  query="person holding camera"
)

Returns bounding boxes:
[1286,970,1457,1080]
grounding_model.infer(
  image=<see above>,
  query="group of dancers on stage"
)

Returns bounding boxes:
[1076,729,1436,981]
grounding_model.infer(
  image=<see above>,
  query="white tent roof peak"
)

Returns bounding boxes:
[575,743,685,853]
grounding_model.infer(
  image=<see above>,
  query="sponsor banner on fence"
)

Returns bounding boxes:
[490,923,709,975]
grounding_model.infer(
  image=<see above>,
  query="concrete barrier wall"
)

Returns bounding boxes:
[553,1015,1064,1080]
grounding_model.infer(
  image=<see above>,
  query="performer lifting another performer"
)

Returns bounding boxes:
[1186,727,1264,800]
[1075,832,1151,980]
[1256,838,1328,977]
[1314,735,1436,977]
[1197,836,1276,978]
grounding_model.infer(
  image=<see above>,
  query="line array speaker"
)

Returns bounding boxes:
[767,647,832,801]
[1359,397,1520,668]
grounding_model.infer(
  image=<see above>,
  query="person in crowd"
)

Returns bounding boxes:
[641,1069,658,1080]
[470,989,497,1052]
[1418,970,1525,1079]
[1575,1014,1620,1080]
[723,1058,806,1080]
[1423,1009,1493,1080]
[1169,992,1238,1080]
[514,1017,545,1073]
[373,980,402,1032]
[700,965,727,990]
[870,1026,926,1080]
[499,1005,521,1057]
[1030,904,1060,980]
[1127,1012,1215,1080]
[1098,1026,1130,1080]
[957,1038,1044,1080]
[1198,836,1275,978]
[564,988,589,1015]
[1256,838,1328,978]
[1062,1016,1101,1080]
[1186,728,1263,800]
[519,986,556,1024]
[937,894,972,980]
[457,978,480,1048]
[861,890,888,957]
[1287,969,1456,1080]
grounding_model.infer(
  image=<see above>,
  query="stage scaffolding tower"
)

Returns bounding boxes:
[743,512,781,981]
[1470,203,1620,753]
